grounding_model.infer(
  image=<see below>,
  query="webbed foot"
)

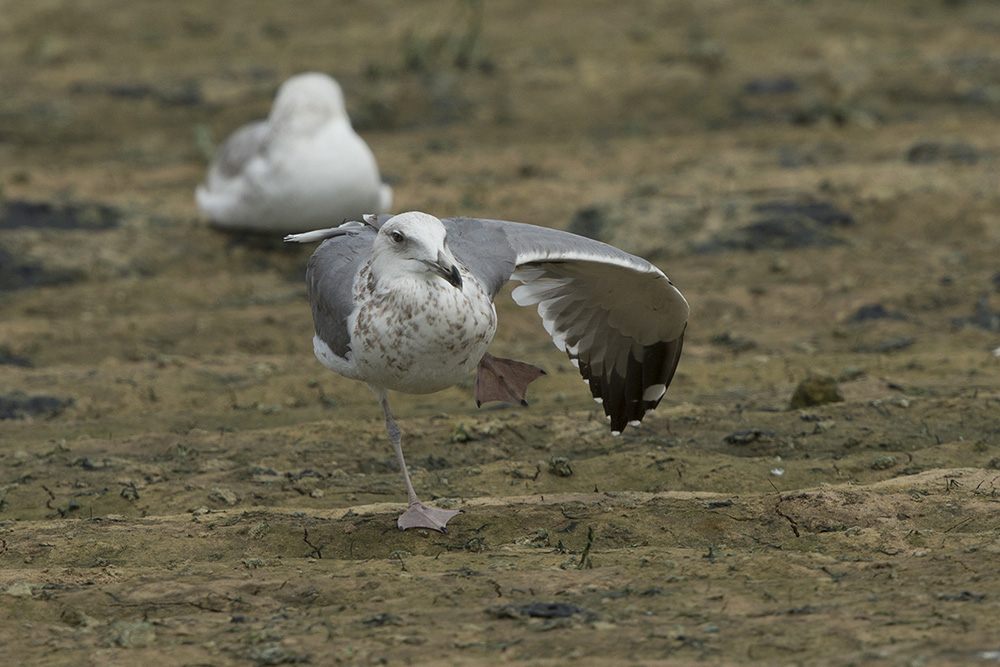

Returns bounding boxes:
[475,352,545,407]
[397,502,462,533]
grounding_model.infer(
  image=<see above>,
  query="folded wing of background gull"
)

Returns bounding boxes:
[196,72,392,233]
[286,212,689,531]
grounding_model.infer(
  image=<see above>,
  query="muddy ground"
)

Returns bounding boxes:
[2,1,1000,665]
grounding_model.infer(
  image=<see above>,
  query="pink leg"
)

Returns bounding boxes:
[372,387,461,532]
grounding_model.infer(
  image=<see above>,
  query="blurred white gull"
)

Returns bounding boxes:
[196,72,392,233]
[286,211,690,532]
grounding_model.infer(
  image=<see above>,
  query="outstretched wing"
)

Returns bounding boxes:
[445,217,690,434]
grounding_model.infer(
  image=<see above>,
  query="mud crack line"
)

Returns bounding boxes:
[774,500,801,538]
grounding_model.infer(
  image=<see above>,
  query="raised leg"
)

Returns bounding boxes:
[371,386,461,532]
[475,352,545,407]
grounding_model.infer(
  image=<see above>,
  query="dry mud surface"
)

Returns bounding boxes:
[2,1,1000,665]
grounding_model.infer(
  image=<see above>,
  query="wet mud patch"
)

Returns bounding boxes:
[694,198,856,253]
[0,199,122,231]
[0,245,82,291]
[0,391,72,420]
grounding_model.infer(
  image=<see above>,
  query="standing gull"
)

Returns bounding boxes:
[196,72,392,233]
[286,211,689,532]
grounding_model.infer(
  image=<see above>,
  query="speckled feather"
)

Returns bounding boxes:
[348,257,497,394]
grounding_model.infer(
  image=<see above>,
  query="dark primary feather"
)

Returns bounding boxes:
[577,331,685,432]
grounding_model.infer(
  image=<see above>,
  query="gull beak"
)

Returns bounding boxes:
[426,249,463,290]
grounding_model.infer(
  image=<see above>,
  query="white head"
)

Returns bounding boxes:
[269,72,348,134]
[369,212,463,290]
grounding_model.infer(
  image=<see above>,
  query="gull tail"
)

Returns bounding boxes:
[475,352,546,407]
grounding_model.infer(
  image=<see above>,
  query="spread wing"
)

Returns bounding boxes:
[445,217,690,434]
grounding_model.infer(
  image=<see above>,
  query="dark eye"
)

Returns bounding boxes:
[390,231,404,243]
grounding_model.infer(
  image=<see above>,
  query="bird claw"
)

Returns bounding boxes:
[397,502,462,533]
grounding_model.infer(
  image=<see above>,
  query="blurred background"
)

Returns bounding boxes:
[2,0,997,358]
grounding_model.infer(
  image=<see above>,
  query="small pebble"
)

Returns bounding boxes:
[789,375,844,409]
[548,457,573,477]
[871,455,896,470]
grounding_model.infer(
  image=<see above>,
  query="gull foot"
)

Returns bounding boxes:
[397,502,462,533]
[475,352,545,407]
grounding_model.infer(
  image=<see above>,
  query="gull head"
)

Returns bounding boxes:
[371,212,463,290]
[269,72,347,134]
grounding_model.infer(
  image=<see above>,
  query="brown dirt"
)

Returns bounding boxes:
[2,1,1000,665]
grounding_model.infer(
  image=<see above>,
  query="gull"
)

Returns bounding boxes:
[196,72,392,233]
[286,211,689,532]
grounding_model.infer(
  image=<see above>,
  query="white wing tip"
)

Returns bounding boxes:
[643,383,667,402]
[510,284,534,306]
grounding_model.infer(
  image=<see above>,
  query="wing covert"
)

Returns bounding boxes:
[210,120,271,181]
[303,224,376,359]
